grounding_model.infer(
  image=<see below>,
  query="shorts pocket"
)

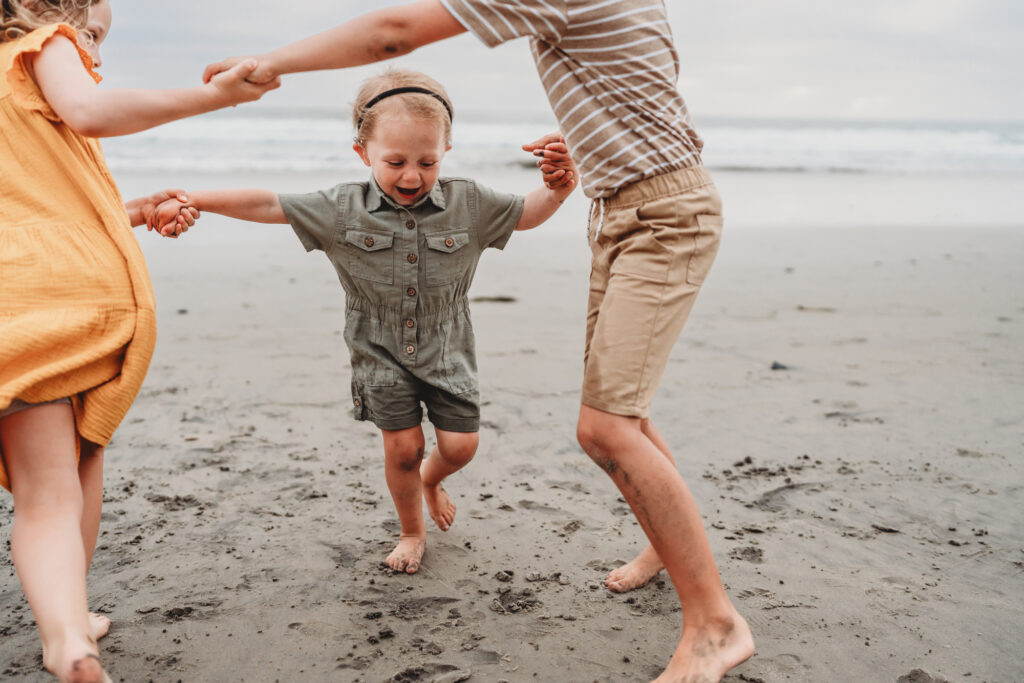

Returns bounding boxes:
[351,366,395,420]
[686,214,723,286]
[345,229,395,284]
[424,232,470,287]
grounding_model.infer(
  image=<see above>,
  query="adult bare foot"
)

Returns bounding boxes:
[422,481,456,531]
[88,613,110,640]
[606,544,664,593]
[652,610,754,683]
[65,654,111,683]
[386,535,426,574]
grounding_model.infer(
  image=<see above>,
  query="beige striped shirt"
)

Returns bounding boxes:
[439,0,703,198]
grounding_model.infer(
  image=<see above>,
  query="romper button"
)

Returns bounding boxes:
[407,287,416,297]
[405,319,415,328]
[444,237,455,248]
[353,399,361,407]
[405,345,415,355]
[364,237,374,248]
[407,253,418,264]
[406,220,415,230]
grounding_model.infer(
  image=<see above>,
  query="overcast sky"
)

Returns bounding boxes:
[98,0,1023,123]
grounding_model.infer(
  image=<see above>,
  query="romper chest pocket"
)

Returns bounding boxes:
[345,229,395,284]
[424,232,470,287]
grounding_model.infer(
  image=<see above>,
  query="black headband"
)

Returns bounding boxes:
[357,87,453,130]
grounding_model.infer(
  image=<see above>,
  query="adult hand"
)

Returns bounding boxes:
[207,60,282,105]
[203,55,278,85]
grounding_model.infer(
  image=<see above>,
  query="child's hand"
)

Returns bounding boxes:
[150,198,198,239]
[207,60,282,106]
[203,55,278,86]
[523,132,577,193]
[126,189,197,235]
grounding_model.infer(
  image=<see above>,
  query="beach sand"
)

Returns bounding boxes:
[2,168,1022,682]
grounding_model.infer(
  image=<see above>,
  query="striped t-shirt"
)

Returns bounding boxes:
[439,0,703,198]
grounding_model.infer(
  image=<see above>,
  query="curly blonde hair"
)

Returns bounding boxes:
[353,69,454,147]
[1,0,95,43]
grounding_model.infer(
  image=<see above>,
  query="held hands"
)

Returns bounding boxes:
[208,59,282,105]
[127,189,198,238]
[522,132,578,193]
[204,56,278,86]
[148,196,196,238]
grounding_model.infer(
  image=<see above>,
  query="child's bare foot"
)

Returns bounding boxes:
[386,535,426,574]
[422,481,456,531]
[652,610,754,683]
[605,544,664,593]
[88,613,111,640]
[47,637,111,683]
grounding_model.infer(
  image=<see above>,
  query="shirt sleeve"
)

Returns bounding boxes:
[472,180,525,251]
[439,0,568,47]
[279,186,342,253]
[4,24,101,122]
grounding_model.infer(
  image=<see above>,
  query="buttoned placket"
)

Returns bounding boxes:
[399,207,419,365]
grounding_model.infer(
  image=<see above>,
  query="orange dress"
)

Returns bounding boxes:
[0,24,157,490]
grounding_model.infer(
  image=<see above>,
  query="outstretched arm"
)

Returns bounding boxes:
[30,35,279,138]
[203,0,466,84]
[515,134,578,231]
[146,189,287,236]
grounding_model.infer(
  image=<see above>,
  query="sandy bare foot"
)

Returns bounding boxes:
[88,613,110,640]
[606,544,664,593]
[386,535,426,574]
[422,481,456,531]
[47,637,111,683]
[652,610,754,683]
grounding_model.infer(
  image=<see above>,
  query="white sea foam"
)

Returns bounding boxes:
[102,111,1024,176]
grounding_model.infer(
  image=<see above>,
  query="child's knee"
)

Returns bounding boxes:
[439,432,478,468]
[384,430,426,471]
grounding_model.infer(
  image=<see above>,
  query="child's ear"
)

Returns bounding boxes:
[353,143,371,167]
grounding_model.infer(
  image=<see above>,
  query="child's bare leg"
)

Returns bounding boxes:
[78,444,110,641]
[605,417,670,593]
[578,406,753,683]
[420,429,478,531]
[381,427,427,574]
[1,405,110,683]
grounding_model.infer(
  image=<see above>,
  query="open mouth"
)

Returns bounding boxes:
[395,186,420,199]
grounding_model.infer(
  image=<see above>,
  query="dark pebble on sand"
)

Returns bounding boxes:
[365,611,383,620]
[177,309,188,315]
[495,570,514,582]
[770,361,789,370]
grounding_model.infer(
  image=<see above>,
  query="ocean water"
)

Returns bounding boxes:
[105,113,1024,230]
[102,111,1024,175]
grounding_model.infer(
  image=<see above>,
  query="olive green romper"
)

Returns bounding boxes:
[280,177,524,432]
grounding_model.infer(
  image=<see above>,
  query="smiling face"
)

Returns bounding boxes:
[77,0,111,68]
[353,112,450,207]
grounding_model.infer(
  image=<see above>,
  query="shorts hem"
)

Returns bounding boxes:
[580,394,650,419]
[365,411,423,432]
[427,414,480,433]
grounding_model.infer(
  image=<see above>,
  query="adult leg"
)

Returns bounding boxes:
[1,405,110,683]
[380,426,427,573]
[78,442,110,641]
[604,418,672,592]
[578,405,752,682]
[421,429,479,531]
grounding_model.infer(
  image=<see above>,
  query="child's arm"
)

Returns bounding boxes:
[203,0,465,84]
[145,189,287,236]
[30,35,280,138]
[515,136,578,232]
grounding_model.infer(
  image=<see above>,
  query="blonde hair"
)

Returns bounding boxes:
[1,0,95,43]
[353,69,454,147]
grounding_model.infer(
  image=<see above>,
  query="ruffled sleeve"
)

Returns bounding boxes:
[4,23,101,122]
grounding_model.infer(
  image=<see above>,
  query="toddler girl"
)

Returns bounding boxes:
[0,1,278,681]
[143,69,576,575]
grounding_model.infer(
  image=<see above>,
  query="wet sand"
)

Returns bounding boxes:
[2,169,1022,682]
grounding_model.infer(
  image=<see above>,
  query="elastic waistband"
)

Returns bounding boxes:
[347,296,469,323]
[603,166,713,210]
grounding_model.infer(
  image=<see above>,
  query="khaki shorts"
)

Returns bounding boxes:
[0,397,72,420]
[583,166,723,418]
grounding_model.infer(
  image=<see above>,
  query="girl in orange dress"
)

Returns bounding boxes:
[0,2,279,681]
